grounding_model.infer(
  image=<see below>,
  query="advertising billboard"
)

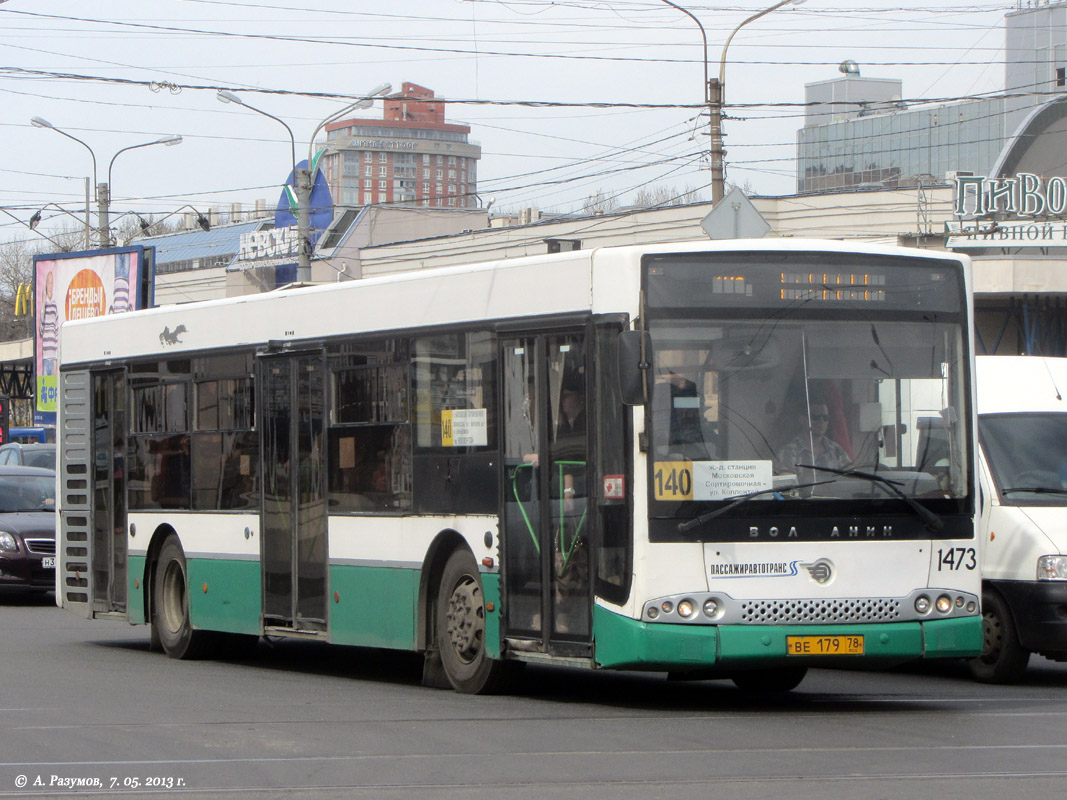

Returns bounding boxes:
[33,246,152,420]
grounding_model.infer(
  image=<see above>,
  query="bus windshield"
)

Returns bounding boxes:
[644,251,970,523]
[980,413,1067,506]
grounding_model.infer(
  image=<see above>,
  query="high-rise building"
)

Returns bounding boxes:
[796,1,1067,193]
[320,83,481,210]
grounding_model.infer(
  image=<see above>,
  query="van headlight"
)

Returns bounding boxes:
[1037,555,1067,580]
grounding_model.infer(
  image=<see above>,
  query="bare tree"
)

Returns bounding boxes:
[0,236,34,341]
[631,184,705,208]
[0,225,83,341]
[582,189,620,216]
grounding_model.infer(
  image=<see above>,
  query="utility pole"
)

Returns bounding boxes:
[96,183,111,248]
[712,0,806,203]
[296,164,312,280]
[708,77,724,205]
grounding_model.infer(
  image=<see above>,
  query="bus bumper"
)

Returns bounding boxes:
[592,605,982,671]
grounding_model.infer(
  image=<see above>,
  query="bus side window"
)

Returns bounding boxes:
[327,338,412,513]
[329,427,410,511]
[411,331,497,515]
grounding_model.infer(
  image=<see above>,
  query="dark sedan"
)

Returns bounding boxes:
[0,466,57,593]
[0,443,57,471]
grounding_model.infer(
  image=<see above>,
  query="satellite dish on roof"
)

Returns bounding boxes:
[839,60,860,76]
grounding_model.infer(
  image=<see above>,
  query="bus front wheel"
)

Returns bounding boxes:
[153,536,216,660]
[435,548,506,694]
[968,589,1029,684]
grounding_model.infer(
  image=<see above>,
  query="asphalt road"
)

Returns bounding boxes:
[2,592,1066,800]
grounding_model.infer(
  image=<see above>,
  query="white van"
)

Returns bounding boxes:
[970,356,1067,682]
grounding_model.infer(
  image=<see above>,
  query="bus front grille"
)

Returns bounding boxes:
[739,598,902,624]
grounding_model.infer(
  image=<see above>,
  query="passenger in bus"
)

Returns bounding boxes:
[651,372,709,459]
[553,370,588,634]
[152,434,191,508]
[775,401,851,474]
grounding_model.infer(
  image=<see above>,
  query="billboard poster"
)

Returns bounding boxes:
[33,247,148,417]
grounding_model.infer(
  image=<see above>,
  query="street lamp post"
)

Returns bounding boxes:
[30,117,95,246]
[31,117,182,248]
[218,84,390,283]
[660,1,803,204]
[708,0,805,203]
[100,135,182,246]
[298,84,391,283]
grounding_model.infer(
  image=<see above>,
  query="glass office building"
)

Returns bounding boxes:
[796,2,1067,194]
[798,98,1007,193]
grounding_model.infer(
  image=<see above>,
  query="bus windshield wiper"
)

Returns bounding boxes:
[797,464,945,532]
[676,480,834,533]
[1002,486,1067,496]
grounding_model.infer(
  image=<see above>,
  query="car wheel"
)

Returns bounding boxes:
[968,589,1029,684]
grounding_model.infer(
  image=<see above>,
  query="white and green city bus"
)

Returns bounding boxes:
[56,240,982,693]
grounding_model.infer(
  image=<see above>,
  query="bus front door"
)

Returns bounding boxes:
[259,354,328,633]
[501,333,592,650]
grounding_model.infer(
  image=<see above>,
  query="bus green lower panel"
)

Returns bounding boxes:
[328,564,417,650]
[482,573,502,659]
[922,615,983,658]
[128,555,147,624]
[186,558,261,636]
[592,606,982,671]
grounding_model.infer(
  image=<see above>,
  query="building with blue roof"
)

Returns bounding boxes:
[134,218,273,304]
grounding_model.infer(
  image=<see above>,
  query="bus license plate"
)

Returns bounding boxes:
[787,635,864,656]
[42,557,55,569]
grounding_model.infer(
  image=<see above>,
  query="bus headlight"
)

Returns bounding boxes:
[914,595,931,614]
[661,601,674,614]
[936,595,952,614]
[703,598,719,618]
[1037,555,1067,580]
[647,606,660,620]
[677,599,695,618]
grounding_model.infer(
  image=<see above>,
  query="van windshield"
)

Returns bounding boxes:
[980,413,1067,506]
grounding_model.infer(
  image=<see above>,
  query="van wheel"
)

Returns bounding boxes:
[435,549,507,694]
[968,589,1029,684]
[731,667,807,693]
[154,536,217,660]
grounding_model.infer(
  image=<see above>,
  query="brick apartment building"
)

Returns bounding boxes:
[320,82,481,210]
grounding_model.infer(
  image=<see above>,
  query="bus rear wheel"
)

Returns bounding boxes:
[968,589,1029,684]
[435,548,507,694]
[153,536,216,660]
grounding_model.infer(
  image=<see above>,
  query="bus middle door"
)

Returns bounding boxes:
[259,352,328,634]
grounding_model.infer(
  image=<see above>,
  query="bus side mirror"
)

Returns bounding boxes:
[618,330,653,405]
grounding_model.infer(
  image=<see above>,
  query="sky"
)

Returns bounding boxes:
[0,0,1017,244]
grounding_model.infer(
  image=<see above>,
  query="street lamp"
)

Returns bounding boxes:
[709,0,805,203]
[660,1,804,204]
[217,90,297,189]
[30,116,95,246]
[30,117,183,247]
[99,135,183,246]
[299,84,391,282]
[218,84,391,283]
